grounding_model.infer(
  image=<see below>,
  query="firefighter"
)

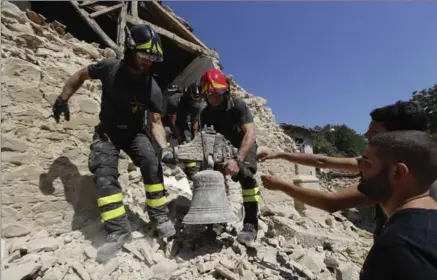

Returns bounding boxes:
[52,24,175,263]
[198,69,259,245]
[175,82,204,179]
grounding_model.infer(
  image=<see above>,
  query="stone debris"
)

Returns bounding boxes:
[1,1,373,279]
[2,262,42,280]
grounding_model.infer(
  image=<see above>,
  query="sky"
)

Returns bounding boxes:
[166,1,437,134]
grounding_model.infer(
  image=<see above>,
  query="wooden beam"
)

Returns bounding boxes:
[116,2,128,56]
[130,0,138,19]
[147,1,208,50]
[126,15,217,58]
[79,0,103,8]
[89,3,123,19]
[69,1,120,54]
[84,3,217,59]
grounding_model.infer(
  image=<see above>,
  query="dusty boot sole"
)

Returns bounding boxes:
[236,231,259,248]
[156,220,176,238]
[96,242,122,263]
[95,232,132,263]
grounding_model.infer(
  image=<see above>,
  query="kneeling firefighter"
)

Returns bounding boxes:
[52,24,176,263]
[198,69,259,245]
[176,82,204,179]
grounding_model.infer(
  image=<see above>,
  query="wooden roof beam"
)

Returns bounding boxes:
[82,3,218,59]
[147,1,209,50]
[89,3,123,19]
[79,0,106,8]
[69,1,121,56]
[126,15,217,59]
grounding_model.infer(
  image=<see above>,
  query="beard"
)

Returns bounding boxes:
[357,167,393,202]
[132,60,150,72]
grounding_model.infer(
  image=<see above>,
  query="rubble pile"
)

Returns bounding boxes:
[1,1,372,280]
[317,172,360,192]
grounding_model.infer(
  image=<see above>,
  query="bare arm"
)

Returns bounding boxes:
[149,112,167,149]
[273,152,360,173]
[60,68,91,101]
[239,123,256,160]
[191,117,199,138]
[168,114,182,140]
[278,182,374,213]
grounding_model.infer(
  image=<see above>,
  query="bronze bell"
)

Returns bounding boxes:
[182,170,238,225]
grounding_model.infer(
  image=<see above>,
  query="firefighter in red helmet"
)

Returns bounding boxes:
[199,69,259,246]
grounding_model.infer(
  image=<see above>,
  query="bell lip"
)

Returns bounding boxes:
[182,211,239,225]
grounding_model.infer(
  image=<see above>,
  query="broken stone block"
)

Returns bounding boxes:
[297,252,326,274]
[2,224,31,238]
[103,48,116,59]
[215,265,239,280]
[25,237,62,253]
[1,136,29,152]
[257,247,279,267]
[197,260,217,273]
[336,262,360,280]
[2,262,41,280]
[271,216,356,249]
[67,258,91,280]
[152,259,178,276]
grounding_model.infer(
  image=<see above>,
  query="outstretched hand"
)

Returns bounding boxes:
[261,170,285,191]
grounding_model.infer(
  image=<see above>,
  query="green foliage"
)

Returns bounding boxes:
[411,84,437,135]
[311,125,366,157]
[310,83,437,157]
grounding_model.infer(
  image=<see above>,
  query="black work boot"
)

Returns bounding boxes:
[153,216,176,238]
[236,223,258,246]
[185,166,199,181]
[96,230,132,263]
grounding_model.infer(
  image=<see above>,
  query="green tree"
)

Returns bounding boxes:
[312,124,366,157]
[411,84,437,134]
[311,131,339,156]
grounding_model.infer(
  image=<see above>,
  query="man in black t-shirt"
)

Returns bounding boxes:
[199,69,259,246]
[176,83,203,142]
[260,101,433,240]
[175,83,204,179]
[52,24,176,263]
[359,130,437,280]
[162,83,203,143]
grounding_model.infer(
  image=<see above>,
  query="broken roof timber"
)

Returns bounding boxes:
[147,1,209,50]
[127,15,217,58]
[87,4,218,59]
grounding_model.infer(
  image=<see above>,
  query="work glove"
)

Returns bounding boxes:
[160,147,175,164]
[52,96,70,123]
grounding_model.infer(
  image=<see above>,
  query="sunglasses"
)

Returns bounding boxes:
[136,51,162,62]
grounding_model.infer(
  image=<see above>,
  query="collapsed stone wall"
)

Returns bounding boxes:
[0,1,298,237]
[1,2,372,280]
[318,172,360,192]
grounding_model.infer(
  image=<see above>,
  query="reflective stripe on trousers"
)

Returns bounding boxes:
[184,162,197,168]
[242,187,260,202]
[145,183,167,208]
[97,193,126,222]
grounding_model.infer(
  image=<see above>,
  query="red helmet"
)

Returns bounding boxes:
[199,69,229,95]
